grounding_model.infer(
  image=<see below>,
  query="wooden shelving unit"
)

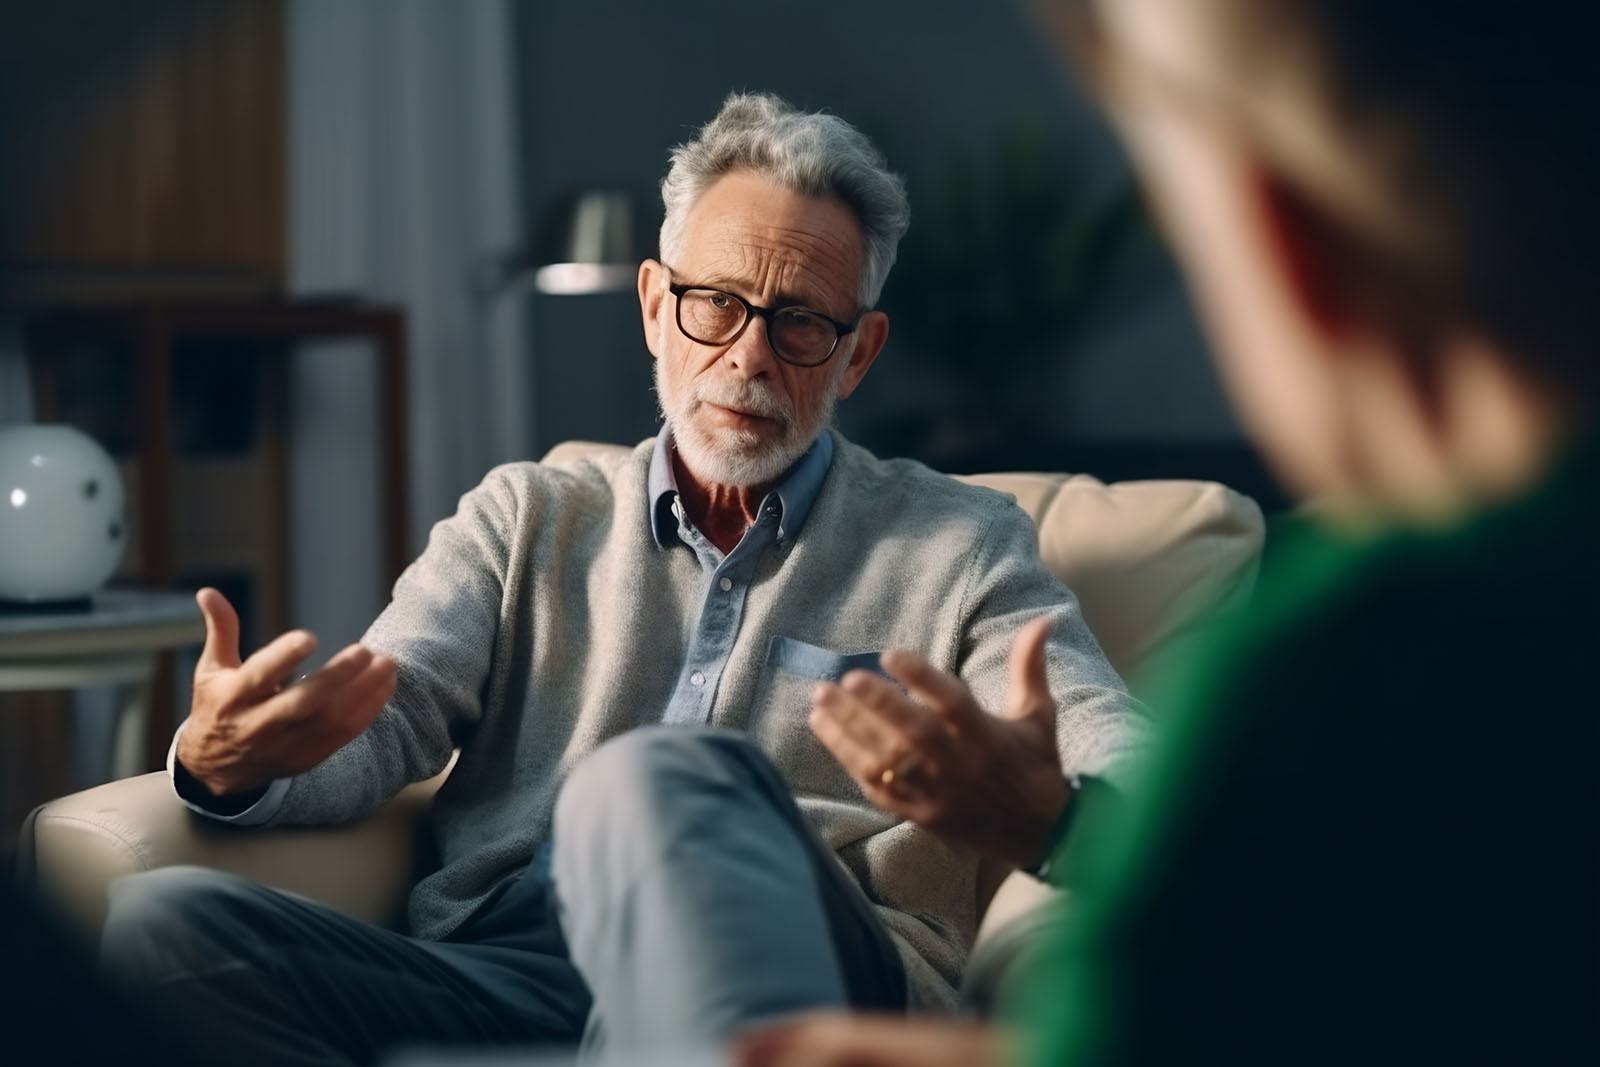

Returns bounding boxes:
[21,300,411,771]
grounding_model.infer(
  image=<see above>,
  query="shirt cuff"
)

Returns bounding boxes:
[167,721,291,827]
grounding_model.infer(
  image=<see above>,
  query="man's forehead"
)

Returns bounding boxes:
[685,233,857,308]
[676,175,863,310]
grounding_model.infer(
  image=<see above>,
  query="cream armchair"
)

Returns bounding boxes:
[18,442,1265,965]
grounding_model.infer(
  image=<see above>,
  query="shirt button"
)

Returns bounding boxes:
[689,670,706,687]
[718,576,733,592]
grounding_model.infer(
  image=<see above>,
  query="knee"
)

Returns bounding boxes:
[101,866,257,980]
[550,728,777,915]
[554,727,776,870]
[104,865,246,939]
[554,727,755,836]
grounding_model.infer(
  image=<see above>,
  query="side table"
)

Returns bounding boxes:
[0,589,204,780]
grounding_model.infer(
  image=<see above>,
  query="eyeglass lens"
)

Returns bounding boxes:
[678,288,836,364]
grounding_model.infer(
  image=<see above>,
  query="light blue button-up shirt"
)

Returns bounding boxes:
[647,426,835,727]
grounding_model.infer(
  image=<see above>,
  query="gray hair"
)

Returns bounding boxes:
[658,92,910,309]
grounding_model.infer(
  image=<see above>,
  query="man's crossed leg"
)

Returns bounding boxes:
[101,727,906,1066]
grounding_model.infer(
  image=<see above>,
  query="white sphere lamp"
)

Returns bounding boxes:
[0,424,128,605]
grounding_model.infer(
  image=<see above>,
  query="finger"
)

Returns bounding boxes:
[812,677,899,756]
[878,649,981,725]
[266,651,394,727]
[731,1020,793,1067]
[732,1013,853,1067]
[839,670,955,761]
[195,587,242,672]
[246,656,396,775]
[234,628,319,698]
[1004,616,1055,721]
[810,686,908,791]
[859,773,931,819]
[276,643,372,700]
[738,1014,955,1067]
[302,660,396,761]
[314,656,396,740]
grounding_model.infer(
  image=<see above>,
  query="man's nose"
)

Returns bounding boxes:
[722,315,780,379]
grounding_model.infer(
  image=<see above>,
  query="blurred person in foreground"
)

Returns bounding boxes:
[743,0,1599,1063]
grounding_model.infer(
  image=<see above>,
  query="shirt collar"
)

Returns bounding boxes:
[648,428,679,546]
[648,424,834,548]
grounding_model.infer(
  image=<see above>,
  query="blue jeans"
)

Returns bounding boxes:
[100,727,907,1066]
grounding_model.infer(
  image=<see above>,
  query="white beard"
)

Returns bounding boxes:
[653,351,843,487]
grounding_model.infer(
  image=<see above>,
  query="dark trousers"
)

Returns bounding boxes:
[100,727,906,1066]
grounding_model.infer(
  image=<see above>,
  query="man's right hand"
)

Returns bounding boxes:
[176,587,398,798]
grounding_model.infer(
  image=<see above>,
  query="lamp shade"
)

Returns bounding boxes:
[531,190,639,295]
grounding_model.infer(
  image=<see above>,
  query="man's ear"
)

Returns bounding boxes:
[1249,164,1385,345]
[1251,161,1450,409]
[836,310,889,399]
[638,259,666,360]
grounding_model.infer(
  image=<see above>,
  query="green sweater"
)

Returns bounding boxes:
[1018,439,1600,1064]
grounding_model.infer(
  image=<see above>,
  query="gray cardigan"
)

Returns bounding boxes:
[229,431,1147,1009]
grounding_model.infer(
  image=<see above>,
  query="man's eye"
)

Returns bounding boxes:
[786,309,823,326]
[709,293,733,310]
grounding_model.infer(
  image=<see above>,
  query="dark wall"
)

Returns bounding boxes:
[515,0,1248,479]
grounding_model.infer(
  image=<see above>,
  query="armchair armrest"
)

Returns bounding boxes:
[17,770,446,936]
[963,868,1066,1015]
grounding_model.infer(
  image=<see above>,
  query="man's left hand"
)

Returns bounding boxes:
[808,617,1069,869]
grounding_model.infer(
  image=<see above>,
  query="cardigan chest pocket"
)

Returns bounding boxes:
[748,635,887,802]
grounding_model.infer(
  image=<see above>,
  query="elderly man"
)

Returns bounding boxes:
[99,93,1144,1065]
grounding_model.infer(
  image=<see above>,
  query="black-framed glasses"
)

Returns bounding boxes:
[667,278,858,368]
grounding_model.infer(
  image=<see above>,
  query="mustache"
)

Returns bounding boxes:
[691,379,793,423]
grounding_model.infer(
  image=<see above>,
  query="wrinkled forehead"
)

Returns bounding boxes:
[675,173,864,317]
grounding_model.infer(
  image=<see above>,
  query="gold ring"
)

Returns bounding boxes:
[879,754,921,789]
